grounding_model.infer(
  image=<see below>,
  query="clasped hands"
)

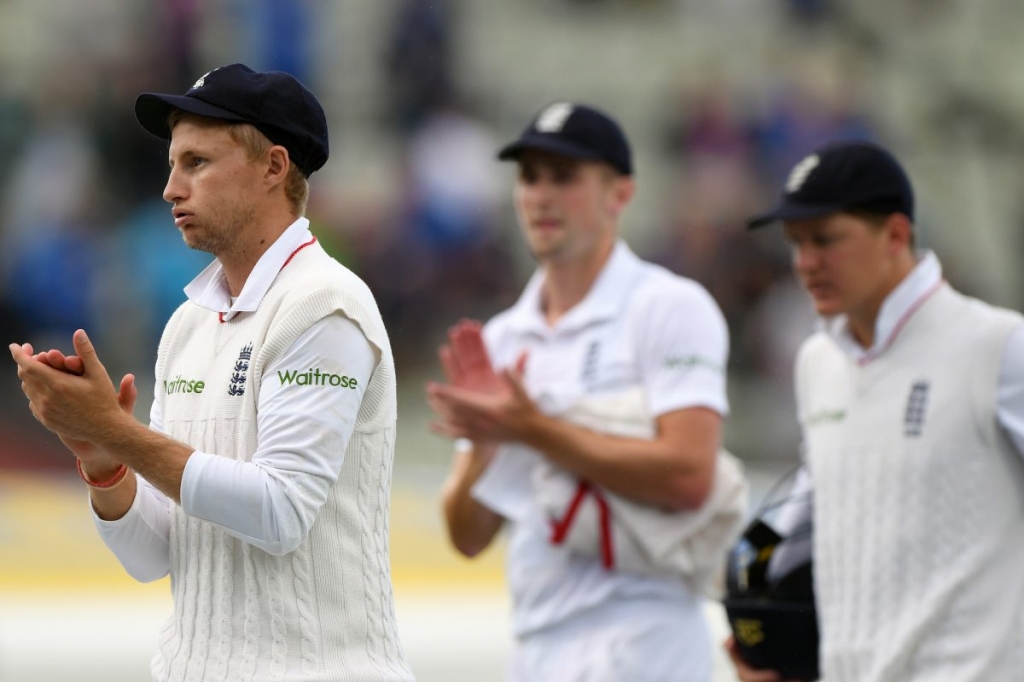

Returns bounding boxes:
[426,319,533,445]
[9,329,136,477]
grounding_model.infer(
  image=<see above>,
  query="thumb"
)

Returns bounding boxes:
[118,373,138,414]
[502,367,530,401]
[72,329,105,374]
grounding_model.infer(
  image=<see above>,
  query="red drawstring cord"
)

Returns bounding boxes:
[549,480,615,570]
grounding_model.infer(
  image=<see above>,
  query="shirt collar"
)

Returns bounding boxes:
[503,240,644,336]
[823,249,944,363]
[184,217,314,319]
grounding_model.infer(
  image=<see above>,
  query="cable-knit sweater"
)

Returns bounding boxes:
[151,241,413,681]
[796,284,1024,682]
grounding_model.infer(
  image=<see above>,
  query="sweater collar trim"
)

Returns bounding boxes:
[822,250,944,364]
[185,218,315,320]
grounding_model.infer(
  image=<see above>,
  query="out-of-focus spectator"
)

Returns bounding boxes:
[108,198,212,350]
[653,80,788,375]
[0,79,31,192]
[785,0,834,25]
[652,74,880,383]
[223,0,315,80]
[648,203,789,376]
[160,0,203,90]
[405,101,503,258]
[750,77,877,186]
[91,60,178,212]
[384,0,456,136]
[368,100,517,365]
[664,80,754,162]
[1,81,106,351]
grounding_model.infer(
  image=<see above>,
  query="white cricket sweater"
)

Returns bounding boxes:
[796,284,1024,682]
[151,240,413,681]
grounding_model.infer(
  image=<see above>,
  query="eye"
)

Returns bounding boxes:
[190,157,207,168]
[552,166,576,184]
[518,166,538,184]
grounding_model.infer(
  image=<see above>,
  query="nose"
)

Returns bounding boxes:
[163,166,186,205]
[792,242,820,275]
[520,178,554,210]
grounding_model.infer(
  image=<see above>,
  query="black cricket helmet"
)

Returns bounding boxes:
[723,469,819,681]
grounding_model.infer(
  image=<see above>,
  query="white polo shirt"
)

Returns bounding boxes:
[472,240,729,637]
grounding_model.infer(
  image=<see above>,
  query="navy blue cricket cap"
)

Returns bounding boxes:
[497,102,632,175]
[747,140,914,229]
[134,63,329,177]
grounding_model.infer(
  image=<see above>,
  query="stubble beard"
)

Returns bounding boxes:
[183,205,258,259]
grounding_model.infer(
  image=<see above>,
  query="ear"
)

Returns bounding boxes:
[884,213,914,254]
[607,175,635,218]
[264,145,290,189]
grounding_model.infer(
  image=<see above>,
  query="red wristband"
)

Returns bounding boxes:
[76,460,129,489]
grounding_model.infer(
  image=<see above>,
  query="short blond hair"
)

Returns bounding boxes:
[845,207,916,250]
[167,111,310,216]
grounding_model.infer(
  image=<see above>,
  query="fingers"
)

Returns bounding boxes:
[428,382,492,422]
[450,318,482,339]
[426,386,471,440]
[64,355,85,375]
[9,343,31,368]
[428,379,513,443]
[71,329,105,374]
[441,319,497,391]
[11,344,48,380]
[27,348,84,375]
[428,381,491,411]
[428,419,464,440]
[451,320,490,374]
[439,344,463,386]
[11,343,85,375]
[43,349,66,368]
[41,349,85,375]
[426,383,455,418]
[502,368,531,401]
[427,383,471,420]
[447,320,478,377]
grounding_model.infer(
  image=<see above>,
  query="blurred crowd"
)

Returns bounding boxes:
[0,0,920,467]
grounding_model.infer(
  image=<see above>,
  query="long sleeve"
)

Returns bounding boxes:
[91,368,175,581]
[996,324,1024,461]
[93,476,172,582]
[179,313,376,555]
[93,313,376,568]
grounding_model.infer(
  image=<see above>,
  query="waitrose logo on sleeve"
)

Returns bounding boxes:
[277,368,358,389]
